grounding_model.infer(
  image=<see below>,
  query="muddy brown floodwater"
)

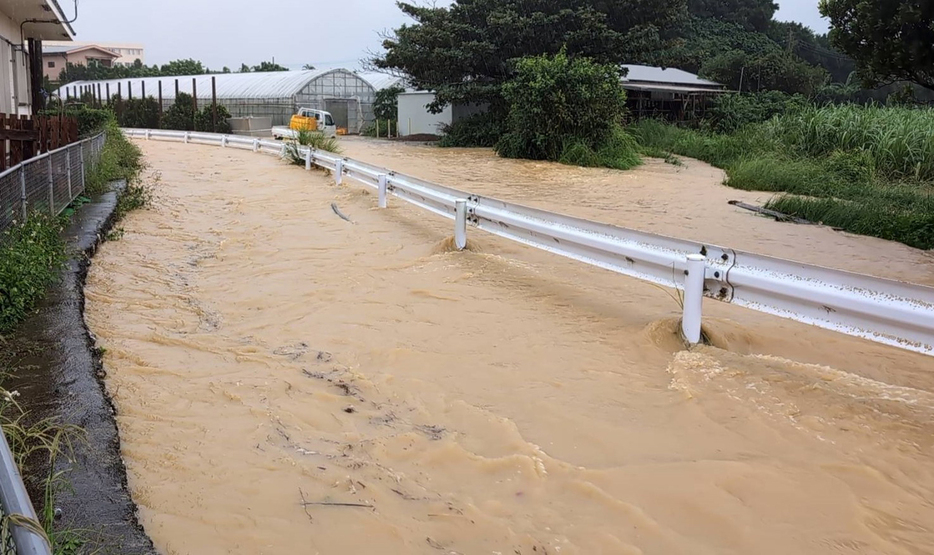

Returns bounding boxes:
[85,140,934,555]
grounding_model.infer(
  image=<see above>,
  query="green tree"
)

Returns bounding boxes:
[302,64,316,70]
[160,59,207,76]
[820,0,934,91]
[252,60,289,72]
[373,85,404,121]
[239,63,251,73]
[495,50,626,161]
[373,0,685,111]
[687,0,777,31]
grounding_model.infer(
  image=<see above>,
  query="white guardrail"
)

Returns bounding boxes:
[124,129,934,357]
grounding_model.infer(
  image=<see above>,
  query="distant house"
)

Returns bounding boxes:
[621,64,728,121]
[43,45,120,81]
[0,0,74,116]
[44,41,145,67]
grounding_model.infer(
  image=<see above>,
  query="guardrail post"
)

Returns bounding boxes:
[454,199,468,250]
[335,160,344,185]
[304,149,312,171]
[19,166,27,220]
[0,432,52,555]
[184,132,190,144]
[47,156,54,216]
[378,174,388,208]
[682,254,705,345]
[222,135,228,148]
[280,143,287,158]
[65,150,72,200]
[146,129,151,140]
[252,139,259,152]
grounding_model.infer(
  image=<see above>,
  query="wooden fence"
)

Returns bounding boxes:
[0,113,80,171]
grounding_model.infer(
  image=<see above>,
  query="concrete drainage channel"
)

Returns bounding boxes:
[3,181,156,555]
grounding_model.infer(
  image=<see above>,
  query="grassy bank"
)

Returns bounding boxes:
[629,106,934,249]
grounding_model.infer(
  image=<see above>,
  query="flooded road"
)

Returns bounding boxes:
[85,140,934,555]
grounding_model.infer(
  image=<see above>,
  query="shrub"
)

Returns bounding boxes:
[161,92,196,131]
[708,91,807,132]
[38,107,112,137]
[85,119,144,196]
[439,113,502,147]
[374,86,405,121]
[284,129,341,166]
[559,127,642,170]
[118,97,160,129]
[496,50,626,161]
[194,104,232,133]
[0,214,66,332]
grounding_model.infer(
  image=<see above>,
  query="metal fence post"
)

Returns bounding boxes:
[378,174,388,208]
[252,139,259,152]
[19,166,27,221]
[304,149,311,171]
[682,254,706,345]
[454,199,468,250]
[335,160,343,185]
[79,143,86,194]
[65,150,72,201]
[47,156,54,216]
[222,135,228,148]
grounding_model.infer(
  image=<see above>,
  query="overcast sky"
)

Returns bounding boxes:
[68,0,829,69]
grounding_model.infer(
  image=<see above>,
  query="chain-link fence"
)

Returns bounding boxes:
[0,133,106,233]
[0,132,106,555]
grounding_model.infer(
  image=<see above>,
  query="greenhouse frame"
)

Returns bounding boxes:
[57,69,379,132]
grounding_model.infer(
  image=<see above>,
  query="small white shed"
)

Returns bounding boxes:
[397,91,451,136]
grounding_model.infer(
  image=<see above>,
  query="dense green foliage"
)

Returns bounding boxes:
[38,106,111,137]
[495,51,633,168]
[194,104,233,133]
[56,57,293,85]
[820,0,934,92]
[438,114,503,147]
[374,86,405,121]
[0,215,67,332]
[374,0,685,111]
[251,60,289,72]
[117,97,161,129]
[139,92,231,132]
[629,105,934,249]
[707,91,806,132]
[160,92,196,131]
[86,119,144,196]
[687,0,776,31]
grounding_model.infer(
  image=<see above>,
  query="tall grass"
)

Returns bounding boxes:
[628,105,934,249]
[763,105,934,180]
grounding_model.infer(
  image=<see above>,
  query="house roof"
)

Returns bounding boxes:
[622,64,724,88]
[43,45,120,58]
[55,68,374,100]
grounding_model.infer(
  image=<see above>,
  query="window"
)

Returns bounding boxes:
[48,61,55,68]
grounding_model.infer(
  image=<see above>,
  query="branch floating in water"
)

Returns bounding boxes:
[331,203,354,223]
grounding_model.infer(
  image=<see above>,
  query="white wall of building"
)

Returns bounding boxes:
[397,92,451,136]
[0,9,31,116]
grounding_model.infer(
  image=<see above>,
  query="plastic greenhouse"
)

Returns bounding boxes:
[57,69,378,132]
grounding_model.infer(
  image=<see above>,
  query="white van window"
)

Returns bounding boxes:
[325,114,334,126]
